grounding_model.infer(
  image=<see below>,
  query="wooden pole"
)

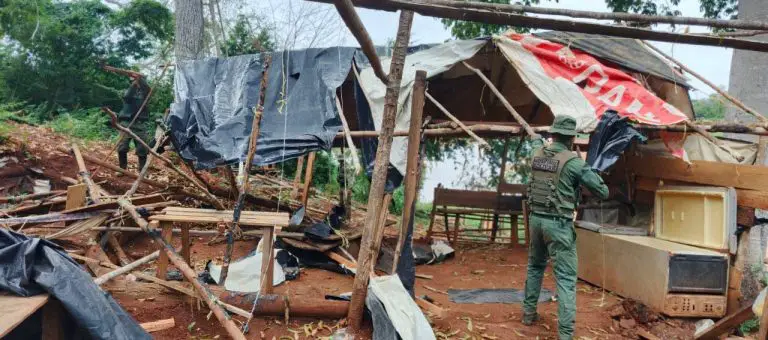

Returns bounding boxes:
[307,0,768,53]
[103,108,226,210]
[336,124,552,138]
[347,10,414,334]
[335,96,363,174]
[333,0,389,83]
[392,70,427,274]
[70,143,103,204]
[425,91,490,147]
[492,138,512,242]
[116,200,245,340]
[222,166,239,196]
[300,152,317,207]
[406,0,768,31]
[291,156,305,199]
[94,250,159,285]
[639,41,768,124]
[125,124,167,197]
[462,61,538,137]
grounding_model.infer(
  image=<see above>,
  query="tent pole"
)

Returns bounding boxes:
[335,96,363,174]
[346,10,415,334]
[392,70,427,274]
[462,61,538,137]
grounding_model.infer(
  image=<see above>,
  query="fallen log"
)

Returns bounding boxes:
[218,293,349,319]
[140,318,175,333]
[0,191,65,204]
[93,250,159,286]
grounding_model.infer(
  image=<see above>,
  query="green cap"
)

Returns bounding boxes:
[550,115,577,136]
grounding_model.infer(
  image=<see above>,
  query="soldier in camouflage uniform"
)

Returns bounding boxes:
[522,115,609,340]
[117,76,151,171]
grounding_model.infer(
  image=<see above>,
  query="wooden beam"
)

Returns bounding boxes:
[140,318,175,333]
[695,304,754,340]
[336,124,552,138]
[425,91,489,147]
[393,70,427,274]
[70,143,103,204]
[347,10,415,334]
[333,0,389,83]
[307,0,768,53]
[94,251,160,286]
[635,176,768,210]
[291,155,305,199]
[300,152,317,207]
[65,184,88,210]
[462,61,537,137]
[640,41,768,124]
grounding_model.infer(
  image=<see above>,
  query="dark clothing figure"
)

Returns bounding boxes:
[522,115,609,340]
[117,77,150,170]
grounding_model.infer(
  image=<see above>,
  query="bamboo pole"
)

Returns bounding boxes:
[462,61,538,137]
[70,143,103,204]
[425,91,489,147]
[103,108,226,210]
[335,96,363,174]
[392,71,427,274]
[639,40,768,125]
[306,0,768,53]
[94,250,159,285]
[300,152,317,208]
[116,199,245,340]
[347,10,414,334]
[333,0,389,83]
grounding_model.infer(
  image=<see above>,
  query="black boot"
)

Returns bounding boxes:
[138,155,147,171]
[118,152,128,170]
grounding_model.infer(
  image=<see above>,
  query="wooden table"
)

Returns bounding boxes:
[148,207,289,294]
[0,293,65,339]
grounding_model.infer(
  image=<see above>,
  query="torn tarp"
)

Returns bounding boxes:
[586,110,647,172]
[0,229,149,340]
[169,47,356,169]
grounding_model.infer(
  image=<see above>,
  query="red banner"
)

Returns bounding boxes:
[507,33,688,126]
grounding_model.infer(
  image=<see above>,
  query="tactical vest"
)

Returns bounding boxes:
[527,149,579,217]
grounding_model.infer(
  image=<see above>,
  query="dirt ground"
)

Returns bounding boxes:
[1,123,695,339]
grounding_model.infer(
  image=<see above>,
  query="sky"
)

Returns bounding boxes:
[268,0,736,202]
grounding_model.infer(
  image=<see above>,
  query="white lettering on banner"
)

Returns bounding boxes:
[597,85,626,107]
[643,112,661,123]
[626,99,643,114]
[572,63,608,94]
[662,103,688,119]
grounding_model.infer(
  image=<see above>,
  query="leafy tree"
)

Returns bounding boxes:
[219,15,275,56]
[0,0,172,117]
[441,0,738,39]
[693,94,727,121]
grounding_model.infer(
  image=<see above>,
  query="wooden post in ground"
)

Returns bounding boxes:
[492,138,511,242]
[70,143,103,204]
[117,200,245,340]
[346,9,414,334]
[392,70,427,274]
[300,152,317,207]
[291,155,305,199]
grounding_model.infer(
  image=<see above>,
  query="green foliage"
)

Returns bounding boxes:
[739,318,759,335]
[220,15,275,56]
[699,0,739,21]
[604,0,681,17]
[692,94,726,121]
[440,0,549,39]
[46,107,116,141]
[0,0,172,113]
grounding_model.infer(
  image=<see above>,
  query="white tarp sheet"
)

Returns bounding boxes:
[208,250,285,293]
[368,275,435,340]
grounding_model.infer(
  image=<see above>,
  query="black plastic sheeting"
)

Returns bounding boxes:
[447,288,554,304]
[0,229,150,340]
[169,47,356,169]
[586,110,647,172]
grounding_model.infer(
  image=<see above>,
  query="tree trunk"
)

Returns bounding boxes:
[174,0,205,61]
[726,0,768,124]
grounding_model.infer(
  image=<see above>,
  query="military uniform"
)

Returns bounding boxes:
[522,116,609,340]
[117,77,151,170]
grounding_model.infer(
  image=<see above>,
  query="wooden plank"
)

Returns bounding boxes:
[181,226,191,265]
[140,318,175,333]
[0,293,49,337]
[260,227,275,294]
[150,214,288,226]
[85,245,114,277]
[695,304,754,339]
[636,176,768,210]
[65,184,88,210]
[64,194,165,214]
[737,206,756,227]
[434,189,499,210]
[301,152,317,207]
[497,182,526,194]
[156,221,172,280]
[627,152,768,191]
[162,207,287,217]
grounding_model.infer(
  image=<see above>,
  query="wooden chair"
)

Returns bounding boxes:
[148,207,289,294]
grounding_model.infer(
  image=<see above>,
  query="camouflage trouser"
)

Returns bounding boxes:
[117,121,149,157]
[523,213,578,340]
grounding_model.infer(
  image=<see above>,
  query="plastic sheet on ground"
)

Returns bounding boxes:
[0,229,150,340]
[586,110,647,172]
[208,249,285,293]
[447,288,554,304]
[366,275,435,340]
[169,47,356,169]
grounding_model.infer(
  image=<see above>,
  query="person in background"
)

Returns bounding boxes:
[521,115,609,340]
[116,75,151,172]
